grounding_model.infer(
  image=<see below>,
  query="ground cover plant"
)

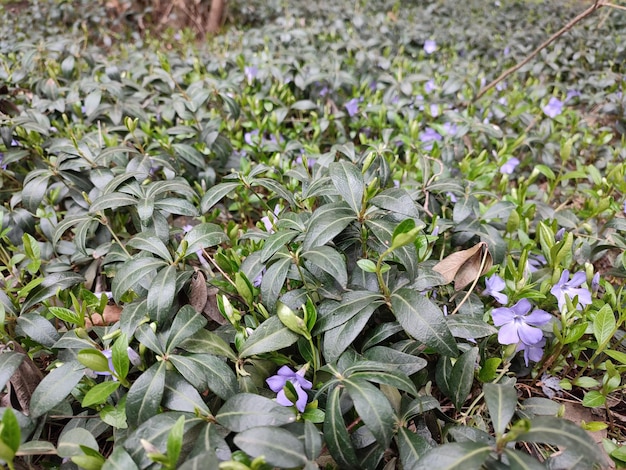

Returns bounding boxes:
[1,0,626,468]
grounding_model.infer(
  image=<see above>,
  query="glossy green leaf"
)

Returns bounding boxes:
[446,314,498,339]
[16,313,60,347]
[216,393,296,432]
[126,361,167,428]
[323,386,358,469]
[102,447,139,470]
[253,178,297,208]
[21,272,85,312]
[503,448,547,470]
[163,372,210,414]
[396,427,430,470]
[200,182,241,213]
[120,300,149,338]
[57,428,98,458]
[302,246,348,288]
[350,370,418,396]
[323,304,376,362]
[0,352,24,392]
[344,378,396,449]
[112,333,130,381]
[239,315,299,357]
[48,306,83,326]
[181,223,228,255]
[112,257,166,303]
[90,192,138,213]
[169,353,237,400]
[313,291,384,334]
[401,396,441,422]
[302,201,356,251]
[135,323,165,355]
[178,329,237,360]
[593,304,615,346]
[448,347,478,410]
[391,288,458,357]
[363,346,427,376]
[329,161,364,215]
[415,442,491,469]
[483,382,517,435]
[370,188,420,218]
[260,255,292,310]
[165,305,207,352]
[304,419,322,461]
[260,230,298,263]
[82,381,121,407]
[22,171,51,213]
[147,265,177,323]
[30,360,85,418]
[127,233,173,262]
[234,426,307,468]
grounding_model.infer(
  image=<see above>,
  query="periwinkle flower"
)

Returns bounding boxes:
[500,157,520,175]
[345,98,359,117]
[503,46,510,56]
[419,127,442,150]
[543,97,563,118]
[266,365,312,412]
[424,40,437,54]
[429,104,440,117]
[483,274,508,304]
[441,122,457,136]
[591,272,600,295]
[260,204,281,233]
[244,66,258,82]
[527,254,547,273]
[550,270,592,312]
[244,129,259,146]
[492,299,551,345]
[516,338,546,367]
[623,200,626,215]
[424,79,436,93]
[566,89,581,102]
[555,228,565,242]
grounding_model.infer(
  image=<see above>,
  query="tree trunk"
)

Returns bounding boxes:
[207,0,225,34]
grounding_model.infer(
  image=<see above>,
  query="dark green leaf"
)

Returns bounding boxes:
[216,393,296,432]
[396,427,430,470]
[448,347,478,410]
[253,178,296,208]
[361,323,404,350]
[22,171,51,213]
[21,272,85,312]
[90,192,138,213]
[329,161,364,215]
[323,305,376,362]
[165,305,207,352]
[239,315,299,357]
[415,442,491,469]
[127,233,172,262]
[260,231,298,263]
[302,246,348,288]
[200,182,240,213]
[370,188,421,218]
[323,386,358,469]
[350,370,417,396]
[120,300,149,338]
[446,314,498,339]
[30,360,85,418]
[16,314,59,347]
[0,352,24,391]
[101,447,139,470]
[135,323,165,355]
[391,288,458,357]
[313,291,384,334]
[112,257,166,303]
[170,353,237,400]
[260,255,292,310]
[304,420,322,461]
[181,223,228,255]
[483,383,517,435]
[126,362,167,428]
[303,201,356,251]
[517,397,561,419]
[401,396,441,422]
[178,329,237,360]
[163,374,210,414]
[363,346,427,376]
[503,448,546,470]
[344,378,396,449]
[234,426,307,468]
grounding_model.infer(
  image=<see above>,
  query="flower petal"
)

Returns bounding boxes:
[294,383,309,412]
[275,389,293,407]
[569,272,586,287]
[266,375,287,393]
[524,309,552,326]
[497,322,520,344]
[511,298,531,316]
[517,323,543,345]
[276,366,296,377]
[491,291,508,304]
[492,307,515,326]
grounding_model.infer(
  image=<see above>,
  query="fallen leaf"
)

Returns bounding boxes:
[189,270,208,313]
[85,304,122,327]
[203,287,227,325]
[2,342,43,415]
[433,242,493,290]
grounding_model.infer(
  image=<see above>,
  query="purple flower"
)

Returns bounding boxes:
[429,104,440,117]
[345,98,359,117]
[319,86,330,97]
[266,366,312,412]
[623,200,626,215]
[527,254,546,273]
[252,269,265,287]
[555,228,565,242]
[542,97,563,118]
[483,274,508,304]
[260,204,281,233]
[244,129,259,146]
[424,40,437,54]
[492,299,551,345]
[550,270,592,312]
[496,81,507,91]
[566,89,581,102]
[419,127,442,150]
[424,80,436,93]
[94,348,141,378]
[500,157,520,175]
[516,338,546,367]
[503,46,510,56]
[441,122,457,136]
[244,66,258,82]
[591,272,600,295]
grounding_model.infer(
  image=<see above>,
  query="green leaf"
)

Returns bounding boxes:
[329,161,364,215]
[593,304,616,346]
[356,259,378,273]
[82,381,121,407]
[147,265,178,324]
[483,383,517,435]
[323,386,358,469]
[414,442,491,469]
[313,291,384,334]
[363,346,427,376]
[216,393,296,432]
[446,314,498,339]
[350,370,417,396]
[57,428,98,458]
[401,396,441,422]
[127,233,173,262]
[582,390,606,408]
[503,448,547,470]
[513,416,606,467]
[391,288,458,357]
[396,427,430,470]
[77,349,111,373]
[181,223,228,254]
[200,182,241,213]
[178,329,237,360]
[112,333,130,381]
[30,360,85,418]
[234,426,307,468]
[15,313,60,347]
[517,397,562,419]
[126,362,167,428]
[0,408,20,454]
[253,178,297,208]
[344,378,396,449]
[0,352,25,392]
[323,305,376,362]
[90,192,138,213]
[239,316,299,357]
[302,201,356,251]
[169,353,237,400]
[120,300,149,338]
[303,420,322,460]
[370,188,420,218]
[48,306,83,327]
[260,255,292,310]
[21,272,85,312]
[163,372,211,414]
[302,246,348,288]
[16,440,57,457]
[22,171,51,212]
[448,347,478,410]
[165,305,208,353]
[84,89,101,116]
[135,324,165,355]
[260,230,298,263]
[155,198,199,217]
[166,416,185,468]
[112,257,166,302]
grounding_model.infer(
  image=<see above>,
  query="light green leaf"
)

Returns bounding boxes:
[593,304,616,346]
[323,386,358,469]
[30,361,85,418]
[48,306,83,326]
[82,381,121,407]
[483,383,518,435]
[216,393,296,432]
[239,316,299,357]
[391,288,458,357]
[126,361,167,428]
[415,442,491,469]
[234,426,307,468]
[344,378,396,449]
[77,349,111,373]
[582,390,605,408]
[302,246,348,288]
[329,161,364,215]
[0,408,20,454]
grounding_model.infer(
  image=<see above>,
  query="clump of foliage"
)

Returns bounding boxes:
[1,0,626,469]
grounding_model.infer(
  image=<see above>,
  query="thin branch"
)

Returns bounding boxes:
[473,0,606,102]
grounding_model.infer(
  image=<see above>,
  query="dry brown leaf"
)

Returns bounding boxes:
[189,270,208,313]
[433,242,493,290]
[85,304,123,327]
[3,342,43,415]
[203,287,227,325]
